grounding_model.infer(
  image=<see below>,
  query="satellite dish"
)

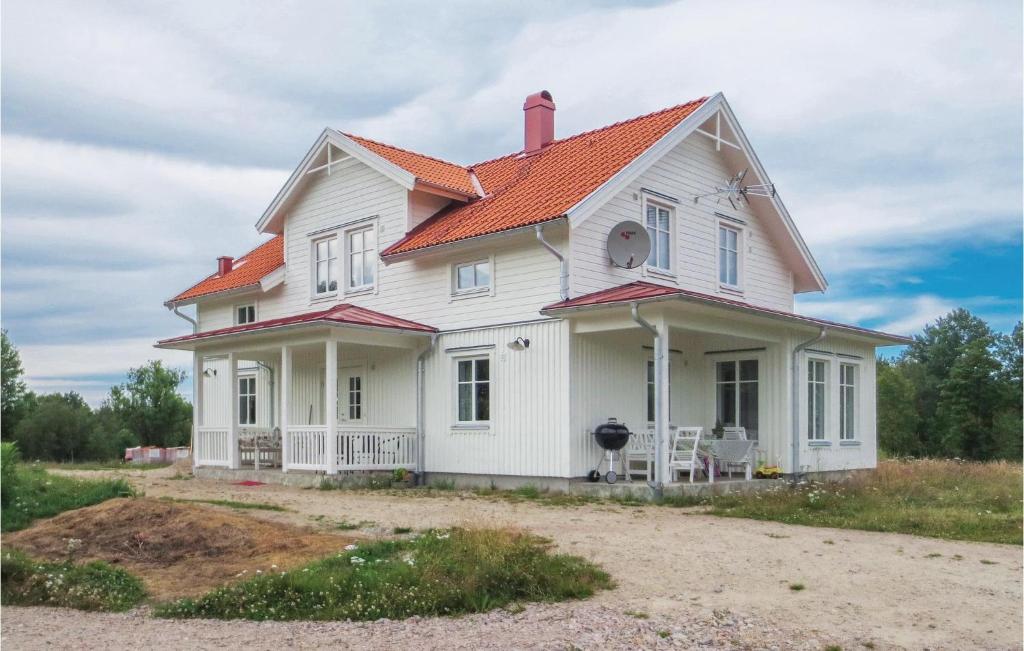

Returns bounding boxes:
[607,221,651,269]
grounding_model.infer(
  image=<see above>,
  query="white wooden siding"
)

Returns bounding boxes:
[421,319,571,478]
[195,157,565,332]
[571,131,795,311]
[791,335,878,472]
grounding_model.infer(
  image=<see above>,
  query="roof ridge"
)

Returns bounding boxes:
[468,96,709,168]
[344,132,470,171]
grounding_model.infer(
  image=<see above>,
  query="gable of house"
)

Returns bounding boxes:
[167,91,825,332]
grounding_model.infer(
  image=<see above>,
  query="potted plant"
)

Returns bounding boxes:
[712,419,725,439]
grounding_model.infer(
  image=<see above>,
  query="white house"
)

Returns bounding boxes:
[157,91,907,491]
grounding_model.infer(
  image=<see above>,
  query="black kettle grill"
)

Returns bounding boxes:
[588,418,633,484]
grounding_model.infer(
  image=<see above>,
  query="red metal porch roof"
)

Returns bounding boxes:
[158,303,436,346]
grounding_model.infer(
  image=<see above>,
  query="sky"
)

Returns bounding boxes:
[2,0,1021,405]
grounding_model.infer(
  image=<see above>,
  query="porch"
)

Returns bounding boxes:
[157,305,438,477]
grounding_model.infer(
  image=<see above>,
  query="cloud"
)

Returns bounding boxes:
[0,0,1020,400]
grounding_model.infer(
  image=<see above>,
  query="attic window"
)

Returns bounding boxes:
[235,304,256,325]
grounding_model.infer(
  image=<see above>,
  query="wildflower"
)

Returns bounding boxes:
[345,544,359,551]
[350,556,366,565]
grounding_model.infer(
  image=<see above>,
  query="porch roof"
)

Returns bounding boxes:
[541,281,911,345]
[156,303,437,349]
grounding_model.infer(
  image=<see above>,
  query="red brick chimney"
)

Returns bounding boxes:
[217,256,233,276]
[523,90,555,153]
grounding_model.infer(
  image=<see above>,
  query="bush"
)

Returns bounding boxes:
[1,463,134,532]
[1,442,20,507]
[156,528,612,621]
[1,549,145,611]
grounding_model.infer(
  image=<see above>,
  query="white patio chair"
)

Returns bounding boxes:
[723,426,747,440]
[719,427,752,478]
[625,429,654,481]
[667,427,705,483]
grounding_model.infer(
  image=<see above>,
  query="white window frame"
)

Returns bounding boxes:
[709,356,761,441]
[645,358,673,424]
[839,362,857,441]
[308,219,380,303]
[717,221,743,292]
[234,303,257,326]
[806,356,829,442]
[335,363,367,424]
[451,257,494,298]
[345,225,377,293]
[311,234,339,299]
[453,354,491,426]
[642,197,675,276]
[238,375,257,426]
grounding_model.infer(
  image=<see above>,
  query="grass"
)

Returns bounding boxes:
[161,497,287,512]
[154,527,612,621]
[698,459,1022,545]
[788,582,806,591]
[1,461,135,533]
[1,549,146,611]
[41,461,172,471]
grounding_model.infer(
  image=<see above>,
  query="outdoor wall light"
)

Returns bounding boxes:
[507,337,530,351]
[203,368,217,377]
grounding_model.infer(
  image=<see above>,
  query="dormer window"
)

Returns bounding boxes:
[314,236,338,296]
[235,304,256,325]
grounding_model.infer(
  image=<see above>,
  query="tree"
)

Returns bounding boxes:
[876,359,919,456]
[1,331,35,438]
[932,338,1002,459]
[109,361,191,447]
[903,309,995,450]
[13,392,94,461]
[88,404,139,460]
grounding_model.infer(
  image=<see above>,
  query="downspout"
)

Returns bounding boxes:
[167,302,198,333]
[415,333,438,486]
[631,303,664,498]
[167,302,199,457]
[256,362,275,428]
[791,327,827,481]
[535,224,569,301]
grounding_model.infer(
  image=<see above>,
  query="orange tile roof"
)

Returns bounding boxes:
[381,97,707,257]
[347,134,477,196]
[171,235,284,302]
[170,98,708,302]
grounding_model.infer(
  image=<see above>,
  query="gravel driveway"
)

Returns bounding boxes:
[4,468,1021,650]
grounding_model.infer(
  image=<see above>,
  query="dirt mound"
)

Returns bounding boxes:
[5,498,353,600]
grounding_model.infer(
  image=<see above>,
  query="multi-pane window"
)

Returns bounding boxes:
[347,227,376,290]
[456,357,490,423]
[807,359,827,440]
[840,363,856,441]
[719,225,739,287]
[238,376,256,425]
[455,260,490,293]
[645,360,672,423]
[314,237,338,295]
[348,376,362,421]
[235,304,256,325]
[715,359,759,440]
[645,203,672,271]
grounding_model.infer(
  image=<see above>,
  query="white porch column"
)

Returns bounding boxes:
[192,352,203,470]
[325,339,339,474]
[228,351,240,469]
[280,345,291,473]
[655,319,671,486]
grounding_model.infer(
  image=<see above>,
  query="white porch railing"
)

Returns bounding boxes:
[195,427,230,467]
[336,427,417,471]
[287,426,328,471]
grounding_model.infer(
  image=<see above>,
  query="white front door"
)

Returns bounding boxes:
[339,365,365,424]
